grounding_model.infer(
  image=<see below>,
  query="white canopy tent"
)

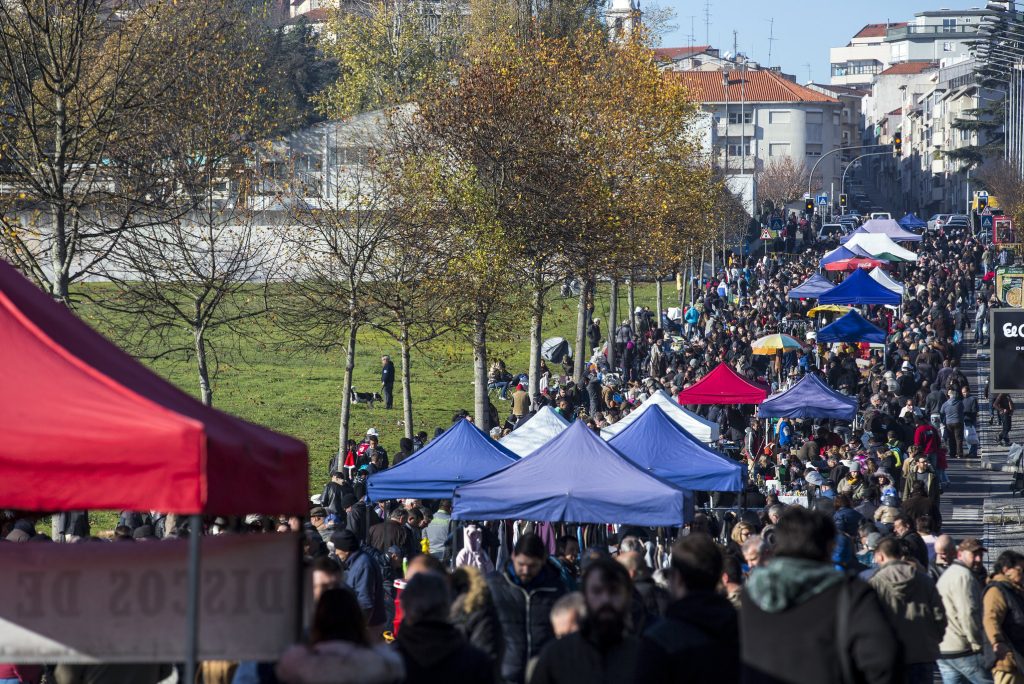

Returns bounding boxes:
[843,233,917,262]
[500,406,570,457]
[868,268,905,296]
[600,389,720,443]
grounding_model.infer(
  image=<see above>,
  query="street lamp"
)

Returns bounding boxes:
[807,144,893,200]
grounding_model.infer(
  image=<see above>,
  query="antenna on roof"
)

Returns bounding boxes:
[703,0,711,45]
[688,15,696,49]
[802,62,812,83]
[767,18,777,66]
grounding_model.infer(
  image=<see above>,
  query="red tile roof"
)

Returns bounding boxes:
[287,7,328,23]
[671,69,839,104]
[653,45,713,61]
[854,22,906,39]
[878,61,938,76]
[888,108,903,116]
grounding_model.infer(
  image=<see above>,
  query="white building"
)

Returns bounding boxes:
[830,23,902,87]
[672,68,844,211]
[885,9,985,65]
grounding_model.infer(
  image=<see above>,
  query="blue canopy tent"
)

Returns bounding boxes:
[758,373,858,421]
[607,405,743,491]
[898,213,927,230]
[816,309,888,344]
[787,273,834,300]
[367,419,517,501]
[452,421,691,526]
[818,268,902,306]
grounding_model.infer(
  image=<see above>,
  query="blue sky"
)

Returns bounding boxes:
[657,0,985,83]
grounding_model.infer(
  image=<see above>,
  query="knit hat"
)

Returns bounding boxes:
[332,529,360,552]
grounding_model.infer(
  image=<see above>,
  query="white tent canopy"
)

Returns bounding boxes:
[843,233,917,262]
[868,267,904,296]
[601,389,720,443]
[500,406,570,457]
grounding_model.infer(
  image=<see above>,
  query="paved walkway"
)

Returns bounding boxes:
[942,325,1024,564]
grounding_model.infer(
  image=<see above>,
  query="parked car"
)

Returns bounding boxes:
[870,212,892,220]
[945,214,970,227]
[927,214,951,232]
[817,224,847,245]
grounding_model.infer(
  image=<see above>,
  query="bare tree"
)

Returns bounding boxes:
[755,156,809,215]
[0,0,245,303]
[275,144,397,452]
[977,159,1024,229]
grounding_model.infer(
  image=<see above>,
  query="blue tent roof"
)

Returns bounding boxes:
[818,268,902,306]
[898,213,927,229]
[607,406,743,491]
[787,273,834,300]
[367,419,517,501]
[816,309,888,344]
[452,421,691,526]
[758,373,858,421]
[819,244,875,266]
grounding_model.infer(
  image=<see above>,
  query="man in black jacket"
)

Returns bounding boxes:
[740,506,901,684]
[532,558,638,684]
[381,354,395,409]
[487,533,567,684]
[634,533,739,684]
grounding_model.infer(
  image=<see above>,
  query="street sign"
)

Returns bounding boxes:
[991,308,1024,392]
[770,217,783,230]
[760,228,772,240]
[995,215,1015,244]
[982,214,994,230]
[816,194,829,206]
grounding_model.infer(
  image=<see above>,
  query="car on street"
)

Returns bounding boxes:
[944,214,971,232]
[817,223,847,246]
[870,212,892,220]
[927,214,951,232]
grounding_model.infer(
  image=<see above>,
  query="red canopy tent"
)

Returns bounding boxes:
[823,258,885,272]
[0,259,308,515]
[676,363,768,405]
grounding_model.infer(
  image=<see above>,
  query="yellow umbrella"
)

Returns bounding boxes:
[807,304,853,318]
[751,333,803,355]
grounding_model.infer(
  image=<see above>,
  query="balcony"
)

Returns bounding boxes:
[715,122,755,139]
[886,24,978,40]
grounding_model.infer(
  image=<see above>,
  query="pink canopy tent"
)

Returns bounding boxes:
[676,363,768,405]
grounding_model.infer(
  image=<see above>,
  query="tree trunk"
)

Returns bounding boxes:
[608,278,618,369]
[473,309,490,431]
[655,277,663,323]
[339,319,358,452]
[195,327,213,407]
[527,270,544,401]
[626,274,636,329]
[400,321,413,441]
[573,277,591,383]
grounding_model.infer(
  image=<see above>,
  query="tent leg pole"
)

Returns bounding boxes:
[184,514,202,684]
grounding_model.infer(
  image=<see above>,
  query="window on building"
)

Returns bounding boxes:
[768,110,791,124]
[807,124,823,142]
[769,143,790,157]
[728,111,753,124]
[328,146,370,166]
[806,111,823,124]
[806,144,823,157]
[833,111,841,126]
[831,63,847,77]
[943,41,955,51]
[942,18,957,33]
[725,139,752,156]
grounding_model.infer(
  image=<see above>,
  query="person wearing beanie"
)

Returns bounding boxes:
[331,530,386,641]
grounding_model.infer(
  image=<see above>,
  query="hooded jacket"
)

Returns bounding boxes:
[395,619,495,684]
[487,560,566,684]
[740,557,901,684]
[275,641,403,684]
[868,560,946,663]
[634,590,739,684]
[450,566,504,668]
[456,525,495,574]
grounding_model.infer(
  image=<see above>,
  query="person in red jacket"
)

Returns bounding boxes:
[913,413,942,467]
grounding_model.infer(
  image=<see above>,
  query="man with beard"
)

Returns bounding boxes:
[530,557,638,684]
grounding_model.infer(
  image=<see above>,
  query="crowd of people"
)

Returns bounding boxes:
[3,218,1024,684]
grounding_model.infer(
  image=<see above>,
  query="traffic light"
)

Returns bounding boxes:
[978,195,988,210]
[805,198,814,214]
[894,132,903,155]
[839,193,848,208]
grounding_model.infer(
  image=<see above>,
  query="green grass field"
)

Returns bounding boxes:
[75,280,675,531]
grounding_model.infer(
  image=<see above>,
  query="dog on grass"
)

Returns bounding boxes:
[351,388,383,409]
